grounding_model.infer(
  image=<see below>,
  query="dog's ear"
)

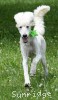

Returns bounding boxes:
[14,15,18,28]
[26,12,34,26]
[14,14,19,23]
[29,13,34,26]
[14,14,16,22]
[34,5,50,17]
[30,20,34,27]
[14,13,23,24]
[16,24,18,28]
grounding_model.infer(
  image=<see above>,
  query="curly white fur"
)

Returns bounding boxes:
[34,5,50,35]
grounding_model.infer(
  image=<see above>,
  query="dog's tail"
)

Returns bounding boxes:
[34,5,50,35]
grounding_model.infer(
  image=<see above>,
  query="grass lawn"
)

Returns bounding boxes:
[0,0,58,100]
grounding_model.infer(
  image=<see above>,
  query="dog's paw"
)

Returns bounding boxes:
[25,84,30,87]
[25,83,31,89]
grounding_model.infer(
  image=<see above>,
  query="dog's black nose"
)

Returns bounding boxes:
[23,34,27,38]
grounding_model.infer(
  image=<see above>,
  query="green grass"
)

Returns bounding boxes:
[0,0,58,100]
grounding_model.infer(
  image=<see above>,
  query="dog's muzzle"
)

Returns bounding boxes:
[22,34,28,43]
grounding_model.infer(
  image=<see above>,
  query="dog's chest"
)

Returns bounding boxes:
[30,42,34,50]
[25,41,35,55]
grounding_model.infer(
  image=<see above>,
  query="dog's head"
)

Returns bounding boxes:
[14,12,34,43]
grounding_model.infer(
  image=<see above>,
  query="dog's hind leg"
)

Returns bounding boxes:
[30,55,41,76]
[41,55,48,77]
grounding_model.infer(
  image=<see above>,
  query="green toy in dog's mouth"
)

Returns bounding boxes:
[29,30,38,37]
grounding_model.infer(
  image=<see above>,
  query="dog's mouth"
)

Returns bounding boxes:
[22,37,28,43]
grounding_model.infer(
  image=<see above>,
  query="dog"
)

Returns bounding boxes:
[14,5,50,87]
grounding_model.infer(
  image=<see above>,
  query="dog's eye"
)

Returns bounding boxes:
[19,26,22,29]
[26,26,29,28]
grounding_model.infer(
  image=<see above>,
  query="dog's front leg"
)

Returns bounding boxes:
[20,40,30,87]
[22,57,30,87]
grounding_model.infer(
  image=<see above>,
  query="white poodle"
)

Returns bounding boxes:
[14,5,50,87]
